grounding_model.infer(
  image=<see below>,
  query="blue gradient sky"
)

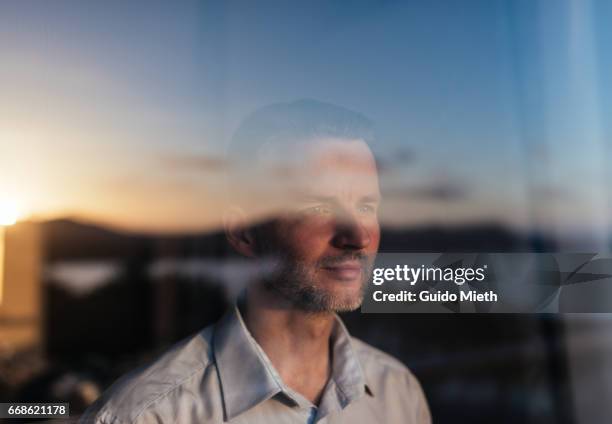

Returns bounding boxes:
[0,0,610,240]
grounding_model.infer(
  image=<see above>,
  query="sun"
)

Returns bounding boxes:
[0,199,20,226]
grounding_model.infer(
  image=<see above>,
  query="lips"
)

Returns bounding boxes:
[321,261,363,281]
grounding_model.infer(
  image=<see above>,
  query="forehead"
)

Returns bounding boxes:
[301,138,377,174]
[288,138,380,197]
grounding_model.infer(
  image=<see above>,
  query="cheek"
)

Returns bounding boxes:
[366,221,381,251]
[271,214,381,254]
[370,224,381,244]
[278,217,335,254]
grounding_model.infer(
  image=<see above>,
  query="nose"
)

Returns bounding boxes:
[331,211,372,250]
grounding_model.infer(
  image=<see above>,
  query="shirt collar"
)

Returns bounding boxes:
[212,305,372,421]
[212,305,282,421]
[329,316,372,404]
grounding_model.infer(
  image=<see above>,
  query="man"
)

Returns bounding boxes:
[80,100,431,423]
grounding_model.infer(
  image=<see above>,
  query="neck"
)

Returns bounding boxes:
[241,284,335,405]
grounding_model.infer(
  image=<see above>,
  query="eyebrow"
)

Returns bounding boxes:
[298,194,381,203]
[360,194,381,203]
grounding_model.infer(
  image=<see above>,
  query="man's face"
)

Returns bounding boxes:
[257,138,380,312]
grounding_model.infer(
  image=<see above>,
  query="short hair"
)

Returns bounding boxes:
[228,99,375,161]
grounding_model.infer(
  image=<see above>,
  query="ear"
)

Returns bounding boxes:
[223,207,257,257]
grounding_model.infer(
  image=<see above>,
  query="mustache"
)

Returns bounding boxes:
[317,252,372,268]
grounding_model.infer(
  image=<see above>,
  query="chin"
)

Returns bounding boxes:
[320,287,364,312]
[329,298,363,313]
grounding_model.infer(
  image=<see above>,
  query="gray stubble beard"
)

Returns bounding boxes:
[262,254,375,313]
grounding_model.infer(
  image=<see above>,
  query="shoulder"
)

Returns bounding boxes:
[351,336,431,422]
[80,325,216,424]
[351,336,411,374]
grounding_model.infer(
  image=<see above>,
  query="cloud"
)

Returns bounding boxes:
[393,147,415,164]
[374,148,416,174]
[384,181,468,202]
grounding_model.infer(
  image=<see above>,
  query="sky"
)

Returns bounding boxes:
[0,0,610,242]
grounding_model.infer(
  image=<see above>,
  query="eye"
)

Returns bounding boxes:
[357,204,377,214]
[303,205,333,215]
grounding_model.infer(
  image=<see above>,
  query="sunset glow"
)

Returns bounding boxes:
[0,1,609,238]
[0,200,20,226]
